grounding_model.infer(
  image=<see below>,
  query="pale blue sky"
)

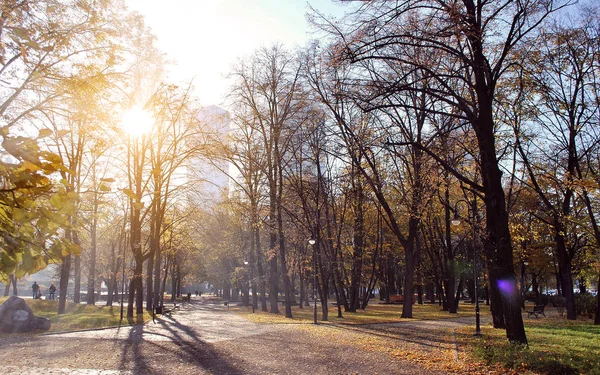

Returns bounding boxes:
[125,0,351,106]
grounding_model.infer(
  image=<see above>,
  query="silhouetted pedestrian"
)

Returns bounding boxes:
[49,283,56,300]
[32,282,40,299]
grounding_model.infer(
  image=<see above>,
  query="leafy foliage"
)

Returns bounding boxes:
[0,133,77,281]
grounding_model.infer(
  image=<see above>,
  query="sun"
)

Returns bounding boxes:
[120,107,154,137]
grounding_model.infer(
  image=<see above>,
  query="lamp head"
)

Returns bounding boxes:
[451,211,461,226]
[308,239,316,245]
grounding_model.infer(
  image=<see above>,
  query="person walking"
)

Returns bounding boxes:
[32,282,40,299]
[49,283,56,300]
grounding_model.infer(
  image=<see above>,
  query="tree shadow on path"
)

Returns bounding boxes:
[325,320,457,351]
[118,307,245,375]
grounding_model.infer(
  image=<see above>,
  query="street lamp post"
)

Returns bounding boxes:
[452,199,481,336]
[308,239,317,324]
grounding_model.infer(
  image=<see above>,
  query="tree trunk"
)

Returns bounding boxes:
[145,250,155,311]
[106,241,118,307]
[349,169,365,313]
[4,274,16,296]
[58,254,71,314]
[299,266,305,310]
[454,274,464,311]
[4,274,11,296]
[595,274,600,325]
[249,223,257,309]
[73,255,81,303]
[127,257,144,319]
[153,251,162,308]
[223,280,231,300]
[556,230,576,320]
[361,237,380,310]
[268,196,280,313]
[277,184,293,318]
[170,264,177,302]
[58,228,75,315]
[459,0,526,343]
[87,194,99,305]
[318,271,329,321]
[254,224,267,312]
[401,217,419,318]
[159,260,169,307]
[147,199,162,312]
[444,182,456,314]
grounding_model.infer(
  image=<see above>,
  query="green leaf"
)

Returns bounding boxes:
[22,250,33,271]
[37,217,48,231]
[25,41,41,50]
[14,266,26,279]
[71,244,81,256]
[38,128,53,138]
[66,191,79,202]
[23,160,42,171]
[49,194,74,214]
[40,151,63,164]
[99,184,111,192]
[11,27,30,40]
[33,256,47,273]
[0,251,17,269]
[123,188,137,200]
[12,208,26,222]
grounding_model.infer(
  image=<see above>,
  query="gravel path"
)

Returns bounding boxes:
[0,298,482,375]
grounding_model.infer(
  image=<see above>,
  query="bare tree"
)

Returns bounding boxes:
[312,0,575,344]
[513,6,600,320]
[229,45,304,317]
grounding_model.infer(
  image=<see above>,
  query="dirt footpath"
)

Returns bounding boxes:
[0,298,469,375]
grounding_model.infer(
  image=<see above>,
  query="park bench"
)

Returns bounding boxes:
[155,303,178,316]
[527,305,546,318]
[385,294,416,304]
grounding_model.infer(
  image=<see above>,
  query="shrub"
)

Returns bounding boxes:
[548,294,566,307]
[574,293,596,318]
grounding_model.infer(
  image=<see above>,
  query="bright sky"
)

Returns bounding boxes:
[125,0,351,107]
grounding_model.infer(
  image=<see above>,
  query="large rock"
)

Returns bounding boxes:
[0,296,51,333]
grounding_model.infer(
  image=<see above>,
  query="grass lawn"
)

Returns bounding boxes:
[458,315,600,375]
[0,296,150,333]
[234,300,477,324]
[234,300,600,375]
